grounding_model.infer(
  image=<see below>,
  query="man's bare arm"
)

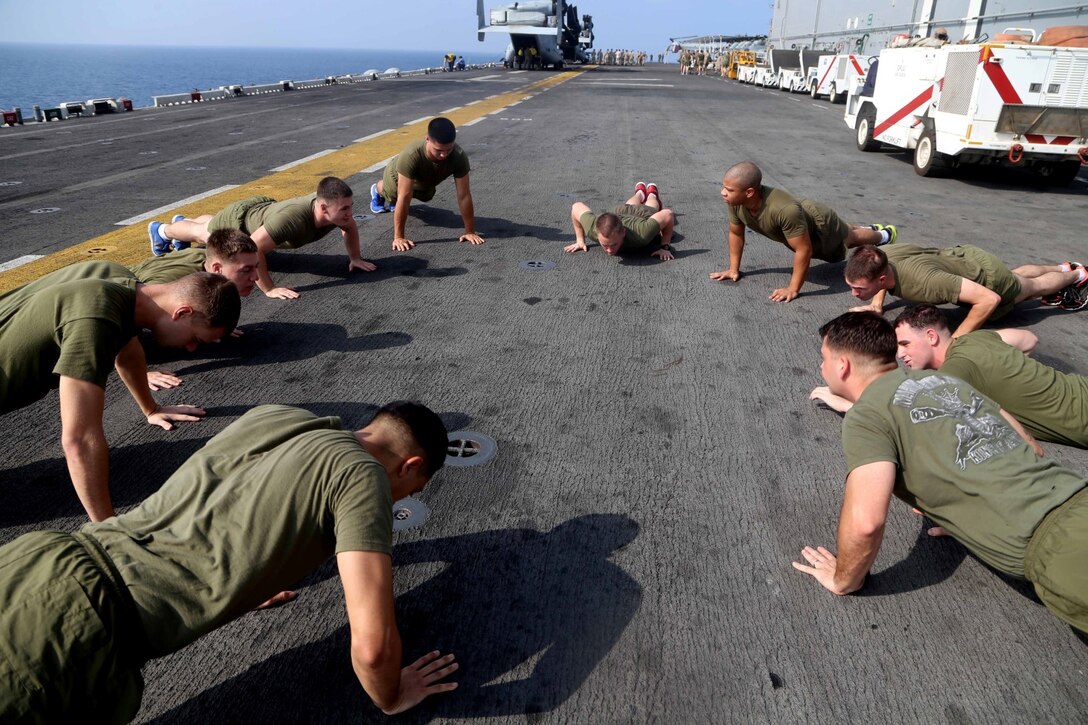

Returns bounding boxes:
[341,219,376,272]
[773,232,814,302]
[999,408,1044,457]
[565,202,592,253]
[995,328,1038,355]
[709,223,748,281]
[250,227,298,299]
[338,550,457,714]
[58,376,113,522]
[114,338,205,430]
[454,175,484,245]
[793,461,896,595]
[952,278,1002,337]
[392,174,416,250]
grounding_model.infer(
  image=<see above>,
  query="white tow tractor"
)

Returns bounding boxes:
[810,54,871,103]
[844,31,1088,184]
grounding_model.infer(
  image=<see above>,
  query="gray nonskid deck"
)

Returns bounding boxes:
[0,64,1086,723]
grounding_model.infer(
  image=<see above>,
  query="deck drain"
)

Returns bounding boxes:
[445,430,497,467]
[353,213,375,222]
[519,259,556,271]
[29,207,60,214]
[392,497,430,531]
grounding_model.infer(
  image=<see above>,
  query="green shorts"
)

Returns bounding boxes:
[1025,486,1088,634]
[382,162,437,204]
[800,200,851,262]
[208,196,276,234]
[949,245,1022,319]
[0,532,146,723]
[611,204,662,250]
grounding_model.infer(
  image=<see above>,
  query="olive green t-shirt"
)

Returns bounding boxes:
[884,244,1020,317]
[727,185,849,262]
[245,193,336,249]
[843,368,1086,577]
[86,404,393,658]
[0,261,138,413]
[384,138,470,202]
[941,330,1088,448]
[129,248,207,284]
[578,204,661,249]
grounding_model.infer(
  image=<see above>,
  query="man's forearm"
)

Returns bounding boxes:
[343,228,363,261]
[458,197,476,235]
[351,634,403,711]
[115,338,158,416]
[255,249,276,292]
[789,249,812,292]
[833,527,883,594]
[953,302,998,337]
[728,232,745,271]
[63,432,113,521]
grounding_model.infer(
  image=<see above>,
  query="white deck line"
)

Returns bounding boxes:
[462,118,484,127]
[361,156,395,174]
[488,108,507,115]
[441,106,463,113]
[114,185,240,226]
[473,74,502,81]
[0,254,44,272]
[403,116,430,126]
[353,129,394,143]
[269,149,335,172]
[575,82,675,88]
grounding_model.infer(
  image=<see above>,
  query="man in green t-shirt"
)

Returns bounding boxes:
[709,161,898,303]
[0,262,241,522]
[795,311,1088,634]
[564,182,677,260]
[0,402,458,721]
[130,228,259,390]
[844,245,1087,337]
[147,177,375,300]
[369,117,484,251]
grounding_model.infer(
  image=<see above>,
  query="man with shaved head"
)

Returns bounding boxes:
[710,161,897,302]
[565,182,677,260]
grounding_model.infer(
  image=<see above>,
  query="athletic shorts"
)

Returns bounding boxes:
[1025,486,1088,634]
[801,200,852,262]
[207,196,276,234]
[0,532,146,723]
[611,204,662,249]
[949,244,1022,319]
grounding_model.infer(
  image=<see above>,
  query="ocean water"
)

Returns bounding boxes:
[0,43,505,111]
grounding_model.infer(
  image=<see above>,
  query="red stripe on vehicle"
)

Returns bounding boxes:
[817,61,836,90]
[873,86,934,137]
[850,56,865,75]
[982,62,1022,104]
[1024,134,1078,145]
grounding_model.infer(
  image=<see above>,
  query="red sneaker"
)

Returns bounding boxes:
[646,183,661,205]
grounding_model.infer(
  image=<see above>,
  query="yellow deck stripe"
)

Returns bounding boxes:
[0,70,586,292]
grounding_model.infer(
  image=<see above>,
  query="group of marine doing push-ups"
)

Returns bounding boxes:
[1,117,1087,720]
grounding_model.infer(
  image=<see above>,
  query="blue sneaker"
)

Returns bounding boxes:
[370,183,389,214]
[148,221,171,256]
[169,214,190,251]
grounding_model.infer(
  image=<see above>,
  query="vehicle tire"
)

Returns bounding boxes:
[778,76,790,91]
[1042,159,1082,186]
[828,82,841,104]
[855,108,880,152]
[914,127,949,176]
[810,80,819,98]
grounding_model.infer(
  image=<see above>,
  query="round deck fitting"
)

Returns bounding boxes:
[29,207,60,214]
[444,430,497,467]
[353,213,375,222]
[392,497,430,531]
[519,260,556,271]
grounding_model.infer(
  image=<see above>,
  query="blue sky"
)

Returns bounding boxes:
[0,0,772,52]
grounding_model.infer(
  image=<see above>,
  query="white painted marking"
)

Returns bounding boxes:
[508,101,521,106]
[488,108,507,115]
[509,70,527,74]
[354,129,394,143]
[462,118,484,127]
[464,100,482,106]
[811,103,827,110]
[485,94,498,99]
[113,185,240,226]
[576,82,675,88]
[441,106,463,113]
[787,97,801,102]
[403,116,430,126]
[270,149,335,172]
[0,254,44,271]
[474,74,502,81]
[361,156,394,173]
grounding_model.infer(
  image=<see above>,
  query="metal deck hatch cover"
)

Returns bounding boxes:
[519,259,556,271]
[29,208,60,214]
[444,430,497,467]
[352,213,375,222]
[392,497,430,531]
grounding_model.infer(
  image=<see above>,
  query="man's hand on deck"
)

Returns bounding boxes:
[265,286,300,300]
[791,545,846,594]
[393,237,416,251]
[349,259,377,273]
[147,404,206,431]
[564,240,588,253]
[459,233,485,245]
[147,370,182,392]
[381,651,459,715]
[709,268,741,282]
[770,287,799,303]
[651,247,674,261]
